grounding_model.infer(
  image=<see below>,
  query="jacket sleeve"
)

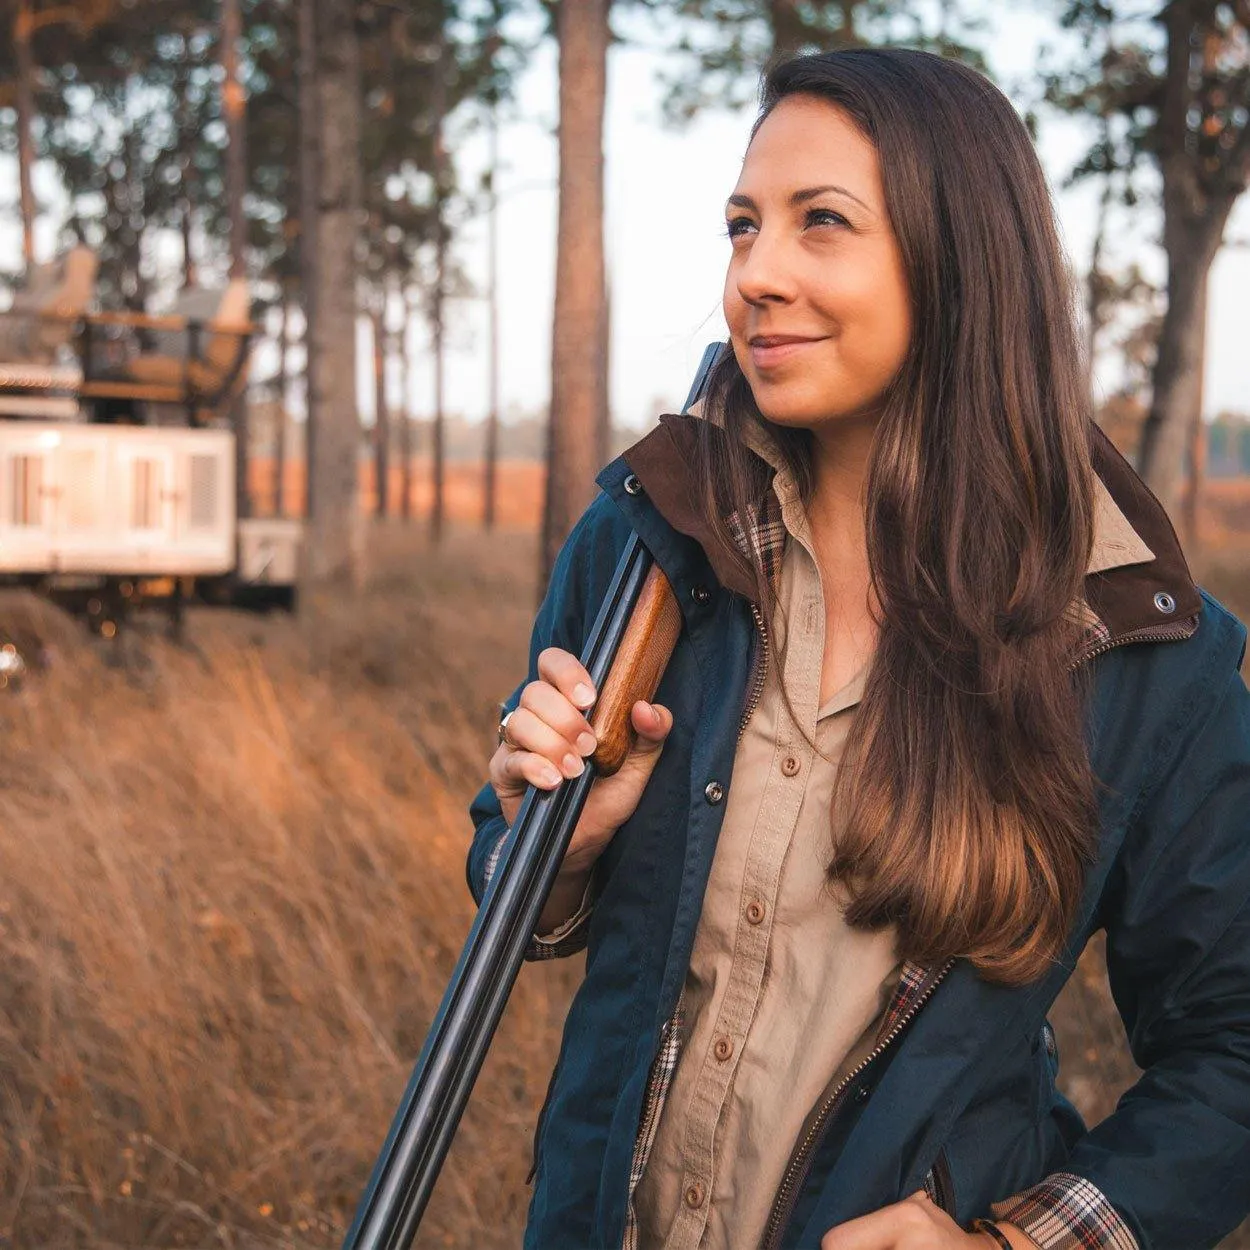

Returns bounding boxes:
[999,597,1250,1249]
[465,490,634,961]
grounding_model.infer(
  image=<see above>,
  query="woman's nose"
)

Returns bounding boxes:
[734,227,797,306]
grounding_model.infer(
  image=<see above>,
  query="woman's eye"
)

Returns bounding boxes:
[805,208,848,229]
[724,217,756,239]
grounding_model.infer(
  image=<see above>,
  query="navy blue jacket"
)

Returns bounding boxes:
[467,414,1250,1250]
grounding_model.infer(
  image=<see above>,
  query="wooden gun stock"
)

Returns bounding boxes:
[590,562,682,776]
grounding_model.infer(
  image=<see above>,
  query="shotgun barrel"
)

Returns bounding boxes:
[342,343,725,1250]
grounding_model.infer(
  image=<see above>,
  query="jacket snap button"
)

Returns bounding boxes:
[1153,591,1176,614]
[704,780,724,805]
[685,1182,706,1209]
[691,584,712,605]
[623,473,643,496]
[781,755,800,777]
[745,900,766,925]
[713,1036,734,1062]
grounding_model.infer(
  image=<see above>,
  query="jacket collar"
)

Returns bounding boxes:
[620,406,1201,656]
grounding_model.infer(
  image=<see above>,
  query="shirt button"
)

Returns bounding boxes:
[685,1182,706,1209]
[713,1036,734,1062]
[781,754,801,777]
[691,584,712,605]
[745,900,766,925]
[623,473,643,496]
[704,780,724,805]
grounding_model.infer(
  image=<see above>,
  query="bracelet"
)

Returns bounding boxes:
[970,1219,1014,1249]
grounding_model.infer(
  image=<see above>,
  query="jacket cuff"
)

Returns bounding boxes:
[481,828,594,961]
[991,1172,1139,1250]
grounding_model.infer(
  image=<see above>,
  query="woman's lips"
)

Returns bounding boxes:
[749,337,825,369]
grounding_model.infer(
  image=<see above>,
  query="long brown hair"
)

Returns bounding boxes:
[695,49,1098,985]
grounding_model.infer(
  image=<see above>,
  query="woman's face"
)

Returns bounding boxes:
[723,94,912,435]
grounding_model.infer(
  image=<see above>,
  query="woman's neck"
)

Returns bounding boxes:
[805,414,876,592]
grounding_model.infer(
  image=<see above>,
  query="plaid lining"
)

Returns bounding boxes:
[621,1003,687,1250]
[481,827,592,961]
[992,1173,1140,1250]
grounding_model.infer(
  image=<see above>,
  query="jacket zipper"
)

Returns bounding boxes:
[756,610,1199,1248]
[1070,616,1198,670]
[929,1147,956,1216]
[736,602,769,743]
[759,961,955,1250]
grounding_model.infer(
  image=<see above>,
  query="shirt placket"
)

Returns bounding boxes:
[670,535,823,1249]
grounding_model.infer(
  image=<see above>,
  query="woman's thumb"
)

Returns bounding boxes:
[630,700,672,751]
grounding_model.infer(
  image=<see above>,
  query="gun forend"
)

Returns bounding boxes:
[589,562,682,777]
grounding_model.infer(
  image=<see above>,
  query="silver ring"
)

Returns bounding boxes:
[497,708,519,748]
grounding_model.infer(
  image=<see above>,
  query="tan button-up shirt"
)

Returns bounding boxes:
[633,446,901,1250]
[631,414,1152,1250]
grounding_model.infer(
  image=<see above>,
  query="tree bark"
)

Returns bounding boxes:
[222,0,251,525]
[1179,302,1208,547]
[483,106,500,532]
[430,35,449,545]
[304,0,363,583]
[596,273,611,471]
[14,1,37,270]
[371,306,389,519]
[402,286,416,522]
[221,0,249,280]
[541,0,609,597]
[297,0,318,522]
[275,286,290,517]
[1138,232,1219,516]
[1085,152,1114,399]
[1137,0,1238,522]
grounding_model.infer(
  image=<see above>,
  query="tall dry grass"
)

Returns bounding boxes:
[0,524,575,1248]
[0,509,1246,1247]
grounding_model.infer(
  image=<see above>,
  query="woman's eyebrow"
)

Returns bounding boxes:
[725,185,873,214]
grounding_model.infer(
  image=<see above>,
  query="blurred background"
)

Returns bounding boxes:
[0,0,1245,1246]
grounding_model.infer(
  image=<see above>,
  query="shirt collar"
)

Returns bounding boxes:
[694,397,1156,579]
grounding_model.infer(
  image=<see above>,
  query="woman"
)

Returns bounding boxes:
[467,48,1250,1250]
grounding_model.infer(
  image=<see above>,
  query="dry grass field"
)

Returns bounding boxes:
[0,464,1246,1248]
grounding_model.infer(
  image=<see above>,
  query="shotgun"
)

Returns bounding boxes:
[342,343,726,1250]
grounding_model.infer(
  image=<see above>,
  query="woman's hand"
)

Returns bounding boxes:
[488,646,674,877]
[821,1193,1033,1249]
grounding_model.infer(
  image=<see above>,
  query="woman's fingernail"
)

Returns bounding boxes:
[540,764,562,786]
[572,682,595,707]
[576,732,597,755]
[562,753,584,777]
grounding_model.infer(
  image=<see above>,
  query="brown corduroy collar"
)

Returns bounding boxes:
[621,409,1201,651]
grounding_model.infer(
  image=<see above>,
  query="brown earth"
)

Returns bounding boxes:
[0,483,1247,1246]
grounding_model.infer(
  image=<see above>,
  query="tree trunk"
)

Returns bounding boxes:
[430,36,449,545]
[770,0,808,58]
[1137,216,1225,520]
[483,106,500,532]
[297,0,318,522]
[1137,0,1238,523]
[1180,306,1208,547]
[14,1,36,270]
[541,0,609,597]
[402,287,416,522]
[304,0,363,583]
[371,306,389,519]
[275,287,290,517]
[1085,156,1113,399]
[221,0,249,280]
[596,273,611,471]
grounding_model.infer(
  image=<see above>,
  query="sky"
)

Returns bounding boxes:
[2,10,1246,432]
[414,9,1248,431]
